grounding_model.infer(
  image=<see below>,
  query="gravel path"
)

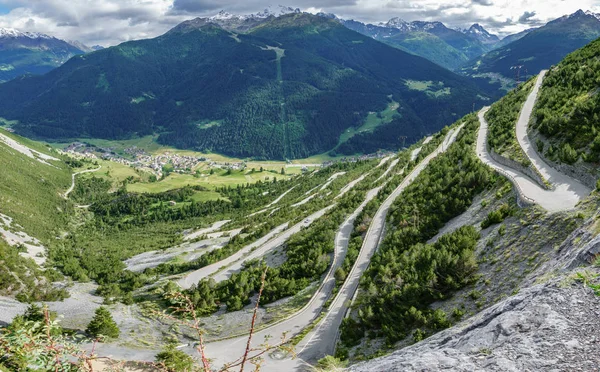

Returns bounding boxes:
[184,220,230,241]
[64,166,102,198]
[176,222,290,289]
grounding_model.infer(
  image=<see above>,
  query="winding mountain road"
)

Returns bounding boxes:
[202,185,383,371]
[476,71,591,212]
[198,125,465,371]
[286,124,465,368]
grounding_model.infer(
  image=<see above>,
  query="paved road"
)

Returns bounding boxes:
[477,109,589,212]
[194,126,463,371]
[209,205,335,284]
[476,73,591,212]
[286,125,465,368]
[64,166,102,198]
[515,71,591,197]
[201,186,382,371]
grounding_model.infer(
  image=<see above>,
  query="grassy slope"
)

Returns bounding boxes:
[0,128,72,241]
[0,129,72,300]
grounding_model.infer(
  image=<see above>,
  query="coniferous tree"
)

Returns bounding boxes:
[86,306,120,339]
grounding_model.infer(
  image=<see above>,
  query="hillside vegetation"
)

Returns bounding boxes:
[533,36,600,164]
[341,115,497,346]
[0,130,72,301]
[485,78,534,164]
[0,13,488,160]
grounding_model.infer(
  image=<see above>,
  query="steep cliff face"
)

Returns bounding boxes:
[350,217,600,371]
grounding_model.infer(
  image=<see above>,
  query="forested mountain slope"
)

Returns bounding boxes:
[461,10,600,85]
[0,13,490,160]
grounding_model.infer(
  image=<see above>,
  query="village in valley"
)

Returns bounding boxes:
[62,141,394,179]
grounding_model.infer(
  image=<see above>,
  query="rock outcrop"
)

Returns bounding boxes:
[350,280,600,371]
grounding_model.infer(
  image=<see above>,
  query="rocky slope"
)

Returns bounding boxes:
[351,216,600,371]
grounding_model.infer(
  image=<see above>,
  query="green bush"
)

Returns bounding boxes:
[559,143,579,164]
[86,306,120,339]
[155,344,195,372]
[481,204,513,229]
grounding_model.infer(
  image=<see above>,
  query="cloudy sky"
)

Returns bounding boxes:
[0,0,598,46]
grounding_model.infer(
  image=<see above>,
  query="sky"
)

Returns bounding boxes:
[0,0,598,46]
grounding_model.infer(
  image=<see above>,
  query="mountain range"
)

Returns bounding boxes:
[321,15,498,70]
[0,6,599,159]
[0,27,100,82]
[461,10,600,83]
[0,12,490,160]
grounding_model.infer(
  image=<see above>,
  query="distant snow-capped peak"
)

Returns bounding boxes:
[382,17,408,28]
[254,5,301,18]
[0,27,52,40]
[209,5,301,22]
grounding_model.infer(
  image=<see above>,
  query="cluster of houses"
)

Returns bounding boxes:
[62,142,393,180]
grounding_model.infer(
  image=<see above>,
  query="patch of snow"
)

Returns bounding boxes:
[585,10,600,22]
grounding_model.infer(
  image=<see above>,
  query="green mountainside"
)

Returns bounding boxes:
[0,128,72,301]
[0,13,490,160]
[461,10,600,85]
[1,35,600,371]
[533,36,600,165]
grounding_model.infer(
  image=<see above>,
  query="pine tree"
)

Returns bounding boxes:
[86,306,120,339]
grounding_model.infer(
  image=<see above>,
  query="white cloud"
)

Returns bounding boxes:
[0,0,598,45]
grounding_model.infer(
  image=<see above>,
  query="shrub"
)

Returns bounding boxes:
[559,143,579,164]
[412,328,427,343]
[155,344,195,372]
[481,204,513,229]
